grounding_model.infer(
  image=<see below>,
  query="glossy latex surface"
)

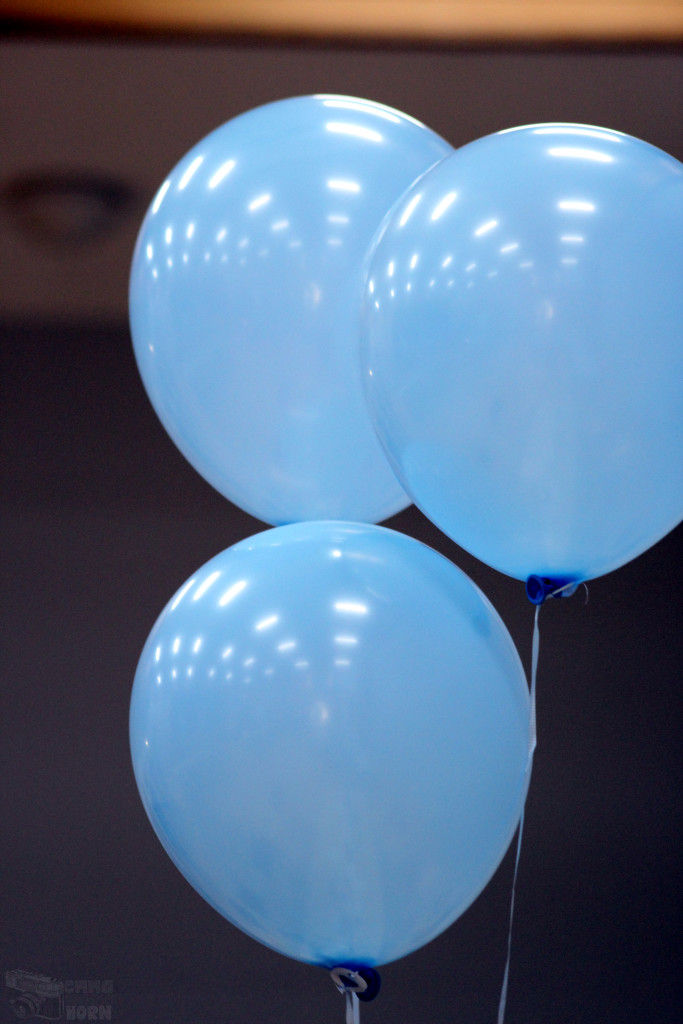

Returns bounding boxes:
[362,124,683,581]
[130,95,452,524]
[130,521,529,967]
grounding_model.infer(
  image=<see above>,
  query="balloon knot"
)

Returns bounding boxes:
[525,575,579,605]
[331,967,382,1003]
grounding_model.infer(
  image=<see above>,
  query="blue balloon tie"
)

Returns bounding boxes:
[526,575,579,604]
[497,604,540,1024]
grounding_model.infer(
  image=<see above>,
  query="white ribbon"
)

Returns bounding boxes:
[497,604,540,1024]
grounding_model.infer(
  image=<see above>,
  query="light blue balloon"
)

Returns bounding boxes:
[130,521,530,968]
[130,95,453,524]
[361,124,683,583]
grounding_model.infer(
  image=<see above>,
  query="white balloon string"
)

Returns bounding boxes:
[345,990,360,1024]
[497,604,540,1024]
[496,806,526,1024]
[529,603,540,764]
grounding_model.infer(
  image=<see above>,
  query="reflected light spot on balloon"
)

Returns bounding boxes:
[248,193,272,212]
[387,261,395,277]
[221,647,233,659]
[410,253,419,269]
[334,600,368,615]
[328,238,342,247]
[307,283,323,305]
[154,645,161,662]
[465,262,476,272]
[326,121,383,143]
[316,702,331,723]
[562,257,579,265]
[165,226,172,244]
[343,548,382,565]
[474,218,498,237]
[327,179,361,193]
[146,244,153,260]
[171,578,195,610]
[558,199,595,212]
[216,228,227,242]
[533,126,624,143]
[294,660,309,669]
[334,635,357,644]
[399,192,422,227]
[178,155,204,191]
[244,657,255,667]
[172,637,181,655]
[278,640,296,652]
[328,214,349,224]
[500,242,519,253]
[319,98,402,124]
[255,614,279,632]
[548,146,613,163]
[442,255,453,268]
[193,571,221,601]
[519,261,534,269]
[218,580,247,606]
[271,220,289,231]
[331,549,342,557]
[561,234,584,243]
[208,159,235,189]
[430,191,457,221]
[334,660,350,669]
[151,179,170,214]
[192,637,203,654]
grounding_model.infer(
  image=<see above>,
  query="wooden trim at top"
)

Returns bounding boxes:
[2,0,683,43]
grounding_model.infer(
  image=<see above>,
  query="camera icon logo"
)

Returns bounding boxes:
[5,970,64,1020]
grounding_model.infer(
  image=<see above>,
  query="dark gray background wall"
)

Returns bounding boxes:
[1,35,681,1024]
